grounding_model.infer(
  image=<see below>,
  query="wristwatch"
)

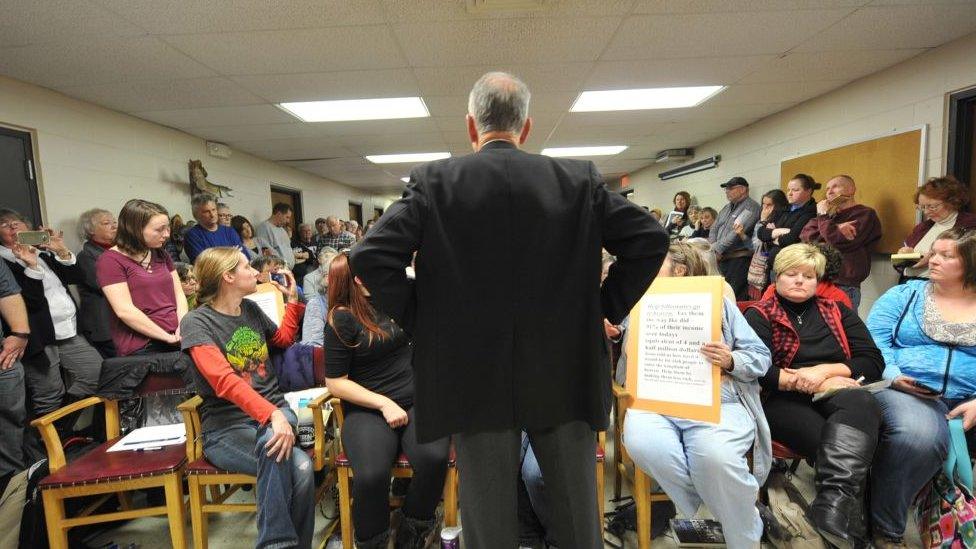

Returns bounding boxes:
[7,331,29,339]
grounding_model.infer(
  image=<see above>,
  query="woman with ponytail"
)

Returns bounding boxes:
[324,253,449,549]
[180,247,314,548]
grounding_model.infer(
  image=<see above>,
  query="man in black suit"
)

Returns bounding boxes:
[351,72,667,548]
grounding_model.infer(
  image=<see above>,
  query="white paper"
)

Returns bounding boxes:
[108,423,186,452]
[245,290,280,326]
[635,293,714,407]
[283,387,330,411]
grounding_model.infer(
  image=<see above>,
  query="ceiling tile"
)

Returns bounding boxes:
[739,49,926,83]
[230,138,355,161]
[602,9,854,60]
[189,123,324,143]
[162,26,406,75]
[584,56,775,89]
[412,62,594,96]
[60,77,264,112]
[393,17,622,66]
[338,132,448,155]
[0,36,216,88]
[93,0,388,34]
[631,0,867,13]
[707,81,847,105]
[231,69,421,102]
[794,4,976,51]
[134,105,296,128]
[382,0,636,22]
[0,0,145,48]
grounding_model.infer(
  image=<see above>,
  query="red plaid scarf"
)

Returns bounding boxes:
[748,297,851,371]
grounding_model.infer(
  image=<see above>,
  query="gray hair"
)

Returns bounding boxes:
[191,193,216,212]
[316,247,340,294]
[216,202,229,210]
[684,238,721,276]
[78,208,112,240]
[467,72,531,135]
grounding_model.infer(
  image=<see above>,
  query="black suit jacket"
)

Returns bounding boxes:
[76,241,113,344]
[351,141,667,441]
[2,251,84,358]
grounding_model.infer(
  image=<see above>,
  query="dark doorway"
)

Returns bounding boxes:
[348,202,363,226]
[270,185,303,228]
[0,126,42,225]
[947,87,976,209]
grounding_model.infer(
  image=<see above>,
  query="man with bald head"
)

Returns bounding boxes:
[352,71,667,548]
[800,174,881,310]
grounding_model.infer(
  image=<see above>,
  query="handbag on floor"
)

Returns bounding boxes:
[916,418,976,548]
[762,465,827,549]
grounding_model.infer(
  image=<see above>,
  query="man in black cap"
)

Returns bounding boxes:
[709,176,760,299]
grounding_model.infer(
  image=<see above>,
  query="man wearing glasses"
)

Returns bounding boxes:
[800,174,882,310]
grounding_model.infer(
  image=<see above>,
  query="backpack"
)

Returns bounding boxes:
[603,496,675,548]
[762,464,827,549]
[916,418,976,548]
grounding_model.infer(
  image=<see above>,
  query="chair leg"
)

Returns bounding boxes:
[338,467,353,549]
[163,473,187,549]
[189,476,209,549]
[597,462,605,523]
[443,467,458,527]
[634,467,652,549]
[41,490,69,549]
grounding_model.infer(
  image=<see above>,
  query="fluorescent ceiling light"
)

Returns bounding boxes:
[278,97,430,122]
[365,152,451,164]
[541,146,627,157]
[571,86,725,112]
[400,177,410,183]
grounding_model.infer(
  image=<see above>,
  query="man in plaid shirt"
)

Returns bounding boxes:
[315,216,355,250]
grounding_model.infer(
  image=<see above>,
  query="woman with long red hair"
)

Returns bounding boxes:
[323,253,449,549]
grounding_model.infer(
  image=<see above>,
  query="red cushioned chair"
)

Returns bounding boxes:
[178,391,338,549]
[331,398,458,549]
[31,396,188,549]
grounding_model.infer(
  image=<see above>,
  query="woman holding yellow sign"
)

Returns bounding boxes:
[623,242,772,548]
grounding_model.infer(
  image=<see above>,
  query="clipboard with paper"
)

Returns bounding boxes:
[244,282,285,326]
[625,276,724,424]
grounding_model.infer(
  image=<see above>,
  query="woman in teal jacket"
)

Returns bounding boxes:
[866,227,976,548]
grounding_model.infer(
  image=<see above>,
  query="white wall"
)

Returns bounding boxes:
[628,32,976,314]
[0,74,393,251]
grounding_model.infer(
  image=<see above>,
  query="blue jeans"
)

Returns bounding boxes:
[0,362,26,476]
[837,284,861,311]
[623,402,762,548]
[870,389,951,538]
[519,433,555,546]
[203,407,315,549]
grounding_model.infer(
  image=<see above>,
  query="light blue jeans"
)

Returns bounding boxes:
[870,389,951,538]
[203,407,315,549]
[623,400,761,548]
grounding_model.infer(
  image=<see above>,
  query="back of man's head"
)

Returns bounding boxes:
[467,72,531,135]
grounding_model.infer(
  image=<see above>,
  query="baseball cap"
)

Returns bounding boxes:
[720,177,749,189]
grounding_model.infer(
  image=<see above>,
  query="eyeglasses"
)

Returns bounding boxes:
[917,202,945,212]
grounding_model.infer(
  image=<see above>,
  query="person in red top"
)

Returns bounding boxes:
[180,246,313,549]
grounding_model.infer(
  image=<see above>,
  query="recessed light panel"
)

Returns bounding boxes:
[279,97,430,122]
[541,146,627,157]
[365,152,451,164]
[570,86,725,112]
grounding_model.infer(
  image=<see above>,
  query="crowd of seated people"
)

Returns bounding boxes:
[3,169,976,548]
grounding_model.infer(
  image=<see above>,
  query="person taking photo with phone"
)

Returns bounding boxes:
[866,227,976,549]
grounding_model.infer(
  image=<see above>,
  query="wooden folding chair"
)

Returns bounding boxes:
[178,392,338,549]
[331,398,458,549]
[31,396,188,549]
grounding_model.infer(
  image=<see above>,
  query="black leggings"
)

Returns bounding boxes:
[342,406,450,540]
[763,389,882,459]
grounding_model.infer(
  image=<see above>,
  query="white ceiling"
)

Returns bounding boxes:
[2,0,976,195]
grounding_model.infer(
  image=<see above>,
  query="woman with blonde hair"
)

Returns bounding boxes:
[744,243,883,547]
[624,241,772,548]
[180,246,313,548]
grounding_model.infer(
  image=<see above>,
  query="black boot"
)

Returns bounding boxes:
[356,529,390,549]
[810,423,875,548]
[393,509,438,549]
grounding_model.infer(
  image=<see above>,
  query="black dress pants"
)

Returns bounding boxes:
[455,421,601,549]
[718,255,752,301]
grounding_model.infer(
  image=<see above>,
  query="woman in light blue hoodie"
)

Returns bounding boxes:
[867,227,976,548]
[623,242,772,549]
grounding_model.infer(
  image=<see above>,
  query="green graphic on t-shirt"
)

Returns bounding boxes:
[224,326,269,380]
